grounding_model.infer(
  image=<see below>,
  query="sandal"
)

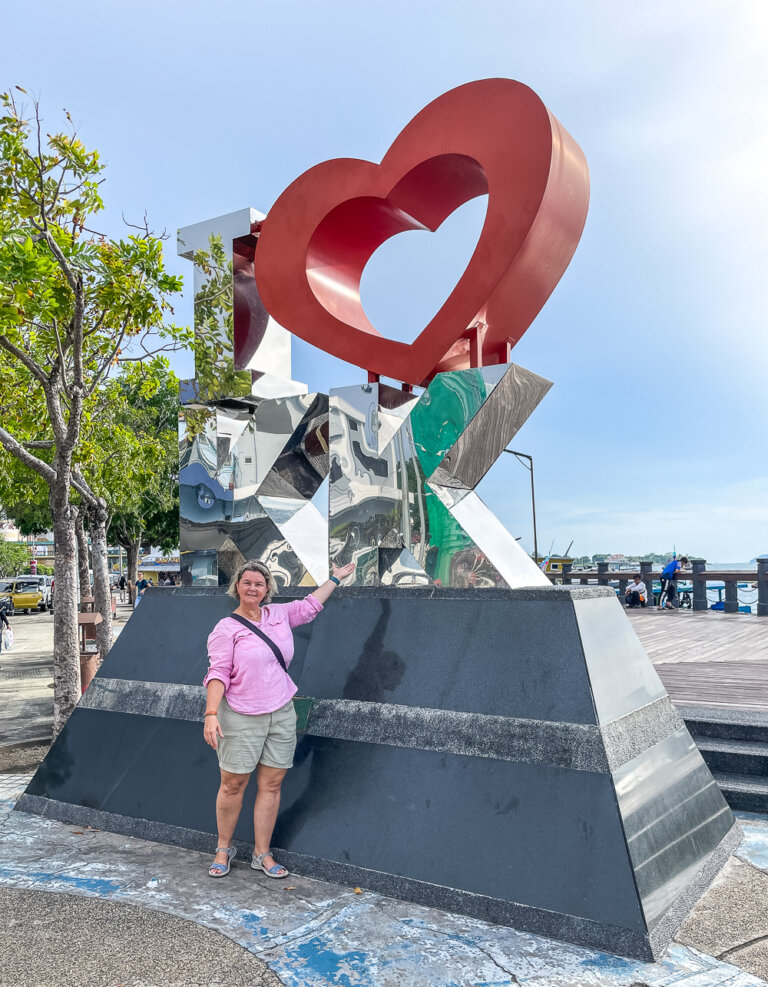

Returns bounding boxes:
[209,845,236,878]
[252,850,289,879]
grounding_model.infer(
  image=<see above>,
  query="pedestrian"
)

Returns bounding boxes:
[134,575,149,609]
[0,606,11,654]
[624,575,647,608]
[659,556,689,610]
[118,573,126,602]
[203,558,355,879]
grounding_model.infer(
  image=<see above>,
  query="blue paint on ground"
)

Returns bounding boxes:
[240,911,270,938]
[26,871,123,895]
[735,811,768,872]
[283,939,374,986]
[580,952,638,972]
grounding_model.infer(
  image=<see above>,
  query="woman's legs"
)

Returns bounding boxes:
[253,764,287,872]
[213,768,250,866]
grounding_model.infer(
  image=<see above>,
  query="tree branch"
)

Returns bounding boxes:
[117,338,183,362]
[71,469,98,507]
[88,315,129,395]
[0,425,57,485]
[0,333,50,387]
[42,229,80,294]
[48,318,72,398]
[24,440,54,449]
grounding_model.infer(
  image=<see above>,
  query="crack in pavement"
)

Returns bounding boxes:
[403,919,521,982]
[718,933,768,961]
[254,900,360,954]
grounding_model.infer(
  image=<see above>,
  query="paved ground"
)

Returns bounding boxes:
[0,885,282,987]
[1,769,767,986]
[0,607,56,746]
[2,604,768,985]
[0,599,131,748]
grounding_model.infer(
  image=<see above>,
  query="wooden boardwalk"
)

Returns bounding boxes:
[627,608,768,712]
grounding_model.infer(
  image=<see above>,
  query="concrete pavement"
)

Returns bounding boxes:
[1,770,768,985]
[0,885,281,987]
[0,608,55,747]
[0,599,132,748]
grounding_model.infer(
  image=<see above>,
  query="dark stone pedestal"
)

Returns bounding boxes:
[17,585,739,960]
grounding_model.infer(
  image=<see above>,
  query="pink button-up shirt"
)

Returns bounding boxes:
[204,596,322,715]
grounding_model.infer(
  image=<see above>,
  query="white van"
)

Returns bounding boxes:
[21,575,53,608]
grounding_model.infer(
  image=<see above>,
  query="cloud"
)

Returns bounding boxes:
[539,475,768,560]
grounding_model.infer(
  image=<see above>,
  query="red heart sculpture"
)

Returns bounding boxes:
[253,78,589,386]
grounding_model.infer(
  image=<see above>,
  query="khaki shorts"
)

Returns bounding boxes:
[216,697,297,774]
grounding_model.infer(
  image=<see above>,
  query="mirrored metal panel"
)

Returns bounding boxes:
[178,208,295,380]
[179,391,329,587]
[328,384,404,576]
[431,364,552,491]
[329,366,550,587]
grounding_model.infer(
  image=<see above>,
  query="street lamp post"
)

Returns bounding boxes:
[503,449,538,564]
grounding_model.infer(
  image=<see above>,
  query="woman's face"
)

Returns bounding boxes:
[237,569,268,605]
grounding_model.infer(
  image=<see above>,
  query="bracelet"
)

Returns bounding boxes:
[329,575,340,586]
[204,711,219,717]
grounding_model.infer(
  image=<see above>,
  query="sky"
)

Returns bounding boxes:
[3,0,767,561]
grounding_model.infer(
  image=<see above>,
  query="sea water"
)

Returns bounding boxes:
[680,561,758,613]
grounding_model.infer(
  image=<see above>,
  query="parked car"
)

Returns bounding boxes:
[3,577,48,613]
[16,575,53,608]
[35,575,53,608]
[0,581,14,617]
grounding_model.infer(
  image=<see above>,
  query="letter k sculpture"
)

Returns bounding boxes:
[328,363,552,588]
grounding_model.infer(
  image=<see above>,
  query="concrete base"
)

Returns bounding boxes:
[18,586,740,960]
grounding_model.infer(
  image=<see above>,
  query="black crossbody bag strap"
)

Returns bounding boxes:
[229,613,288,673]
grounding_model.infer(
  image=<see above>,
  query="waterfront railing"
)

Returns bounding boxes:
[548,559,768,616]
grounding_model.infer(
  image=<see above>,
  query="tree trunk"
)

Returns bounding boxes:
[126,536,141,604]
[88,502,113,664]
[74,509,91,602]
[50,483,81,738]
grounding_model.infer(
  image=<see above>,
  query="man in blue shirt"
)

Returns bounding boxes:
[659,556,689,609]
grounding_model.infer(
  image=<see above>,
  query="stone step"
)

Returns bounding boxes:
[694,736,768,777]
[680,704,768,744]
[711,771,768,814]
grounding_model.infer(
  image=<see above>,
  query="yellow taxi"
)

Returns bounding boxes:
[0,578,48,613]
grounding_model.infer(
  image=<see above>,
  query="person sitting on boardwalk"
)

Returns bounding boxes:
[659,556,689,610]
[624,575,647,608]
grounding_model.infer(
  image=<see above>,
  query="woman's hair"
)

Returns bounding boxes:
[227,560,276,604]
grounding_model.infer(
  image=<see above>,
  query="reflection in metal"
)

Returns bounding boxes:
[179,392,329,589]
[329,364,552,587]
[613,727,734,930]
[177,208,302,396]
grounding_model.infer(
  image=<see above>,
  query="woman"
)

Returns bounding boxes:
[203,558,354,878]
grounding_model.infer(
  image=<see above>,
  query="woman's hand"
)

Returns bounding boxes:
[203,715,223,750]
[331,560,356,583]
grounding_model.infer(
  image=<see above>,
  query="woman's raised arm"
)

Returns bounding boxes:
[311,560,356,605]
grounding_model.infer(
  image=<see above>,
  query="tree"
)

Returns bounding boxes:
[0,90,189,735]
[89,358,180,608]
[0,536,29,577]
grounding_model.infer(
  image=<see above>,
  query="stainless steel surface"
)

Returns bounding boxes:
[179,392,329,587]
[574,596,667,724]
[328,366,550,587]
[432,364,552,491]
[177,208,294,383]
[613,727,735,930]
